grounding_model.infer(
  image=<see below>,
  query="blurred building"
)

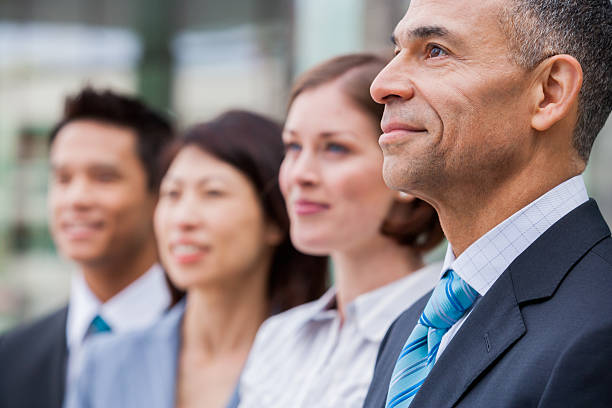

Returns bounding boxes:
[0,0,610,332]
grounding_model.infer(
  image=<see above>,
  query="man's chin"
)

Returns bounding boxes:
[59,246,107,266]
[382,158,409,191]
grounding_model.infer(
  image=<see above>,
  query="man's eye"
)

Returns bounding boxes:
[54,173,71,184]
[427,45,448,58]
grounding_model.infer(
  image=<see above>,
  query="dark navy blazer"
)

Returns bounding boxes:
[364,199,612,407]
[0,306,69,408]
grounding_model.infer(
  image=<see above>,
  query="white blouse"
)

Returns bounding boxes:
[238,262,441,408]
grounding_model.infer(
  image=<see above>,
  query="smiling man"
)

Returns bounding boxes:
[363,0,612,407]
[0,88,176,408]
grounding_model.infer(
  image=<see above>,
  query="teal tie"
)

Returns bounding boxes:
[385,269,478,408]
[86,314,112,336]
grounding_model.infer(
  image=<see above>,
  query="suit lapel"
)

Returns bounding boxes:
[411,199,610,408]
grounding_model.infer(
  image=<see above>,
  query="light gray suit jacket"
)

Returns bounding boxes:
[66,299,240,408]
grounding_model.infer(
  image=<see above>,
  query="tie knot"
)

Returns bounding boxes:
[87,314,112,336]
[419,269,478,330]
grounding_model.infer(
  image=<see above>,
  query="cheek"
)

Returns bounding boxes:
[278,161,291,199]
[213,210,268,269]
[153,205,169,245]
[333,163,393,218]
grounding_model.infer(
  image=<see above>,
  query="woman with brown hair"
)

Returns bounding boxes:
[67,110,328,408]
[238,54,444,407]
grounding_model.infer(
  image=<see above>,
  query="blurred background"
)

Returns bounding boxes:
[0,0,610,333]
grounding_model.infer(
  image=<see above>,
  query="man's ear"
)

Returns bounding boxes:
[531,54,583,132]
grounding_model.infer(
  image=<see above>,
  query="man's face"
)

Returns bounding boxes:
[49,120,157,267]
[371,0,534,202]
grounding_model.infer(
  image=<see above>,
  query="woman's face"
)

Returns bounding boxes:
[279,80,397,255]
[155,146,281,290]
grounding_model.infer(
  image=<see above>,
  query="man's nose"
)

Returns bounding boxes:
[370,55,416,104]
[62,177,96,208]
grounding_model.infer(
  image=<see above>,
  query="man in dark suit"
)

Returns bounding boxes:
[365,0,612,407]
[0,88,176,408]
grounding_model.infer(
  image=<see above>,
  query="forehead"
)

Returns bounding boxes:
[50,120,138,166]
[395,0,506,44]
[165,146,247,184]
[285,82,377,137]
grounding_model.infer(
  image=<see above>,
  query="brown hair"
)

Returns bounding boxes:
[288,53,444,252]
[160,110,328,314]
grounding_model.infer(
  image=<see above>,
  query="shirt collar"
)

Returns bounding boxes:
[66,263,171,349]
[443,174,589,296]
[302,262,441,342]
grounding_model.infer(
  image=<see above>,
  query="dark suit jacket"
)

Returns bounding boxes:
[364,199,612,408]
[0,306,68,408]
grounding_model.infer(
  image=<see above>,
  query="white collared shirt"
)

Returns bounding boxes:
[238,262,441,408]
[65,263,171,394]
[436,175,589,359]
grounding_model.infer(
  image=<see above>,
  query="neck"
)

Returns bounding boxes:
[81,238,159,303]
[436,163,580,257]
[331,235,423,319]
[181,270,269,358]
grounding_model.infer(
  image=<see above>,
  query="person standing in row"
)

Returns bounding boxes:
[67,110,328,408]
[238,54,445,408]
[0,87,178,408]
[364,0,612,406]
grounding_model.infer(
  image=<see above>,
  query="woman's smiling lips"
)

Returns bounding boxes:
[170,241,210,264]
[293,200,330,215]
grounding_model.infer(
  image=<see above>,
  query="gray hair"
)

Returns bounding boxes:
[499,0,612,162]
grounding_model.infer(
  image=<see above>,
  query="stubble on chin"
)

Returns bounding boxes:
[382,149,446,198]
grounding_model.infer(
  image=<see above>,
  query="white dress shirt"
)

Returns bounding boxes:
[435,175,589,360]
[238,262,441,408]
[65,263,171,395]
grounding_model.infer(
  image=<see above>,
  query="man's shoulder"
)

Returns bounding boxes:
[362,292,430,408]
[1,305,68,352]
[591,235,612,266]
[0,304,69,407]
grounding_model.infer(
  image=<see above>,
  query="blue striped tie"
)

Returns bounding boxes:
[86,314,112,336]
[385,269,478,408]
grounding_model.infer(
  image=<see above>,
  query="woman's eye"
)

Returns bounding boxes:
[427,45,448,59]
[326,143,349,154]
[160,189,180,199]
[205,189,224,197]
[283,142,301,153]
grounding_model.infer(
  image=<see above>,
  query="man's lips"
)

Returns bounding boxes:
[292,200,330,215]
[381,122,427,134]
[379,122,427,144]
[59,221,104,240]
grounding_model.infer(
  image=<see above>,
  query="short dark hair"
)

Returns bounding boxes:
[499,0,612,162]
[49,87,174,192]
[289,53,444,252]
[161,110,328,314]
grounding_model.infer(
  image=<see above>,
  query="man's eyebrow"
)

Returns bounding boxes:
[392,25,454,46]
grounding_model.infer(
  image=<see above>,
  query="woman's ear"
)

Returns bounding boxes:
[265,222,284,246]
[530,54,583,132]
